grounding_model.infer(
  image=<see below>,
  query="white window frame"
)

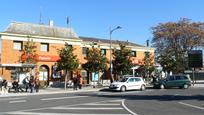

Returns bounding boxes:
[41,43,49,52]
[13,41,22,50]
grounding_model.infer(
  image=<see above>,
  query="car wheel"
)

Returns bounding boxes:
[140,85,146,91]
[160,84,165,89]
[120,86,126,92]
[183,84,189,89]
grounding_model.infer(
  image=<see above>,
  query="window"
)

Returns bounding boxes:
[168,76,175,81]
[41,43,49,52]
[101,49,106,55]
[13,41,23,50]
[128,78,135,82]
[135,78,141,81]
[131,51,137,57]
[82,47,88,55]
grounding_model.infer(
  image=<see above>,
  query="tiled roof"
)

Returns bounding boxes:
[79,36,145,47]
[4,22,79,38]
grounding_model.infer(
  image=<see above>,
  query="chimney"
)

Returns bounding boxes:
[49,20,54,27]
[146,40,149,47]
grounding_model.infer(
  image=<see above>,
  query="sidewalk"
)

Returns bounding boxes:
[0,85,102,97]
[1,83,204,98]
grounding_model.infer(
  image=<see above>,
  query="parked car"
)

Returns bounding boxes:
[153,74,192,89]
[109,77,146,92]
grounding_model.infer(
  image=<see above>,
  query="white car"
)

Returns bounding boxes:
[109,77,146,92]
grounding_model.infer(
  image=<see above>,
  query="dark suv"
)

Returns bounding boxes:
[153,75,192,89]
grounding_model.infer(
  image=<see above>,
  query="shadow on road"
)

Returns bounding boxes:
[78,88,204,101]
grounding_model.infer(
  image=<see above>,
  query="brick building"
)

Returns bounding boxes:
[0,22,154,86]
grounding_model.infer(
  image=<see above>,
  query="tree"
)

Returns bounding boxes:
[112,43,133,81]
[21,38,37,64]
[57,43,79,90]
[152,18,204,74]
[137,52,155,80]
[82,45,108,85]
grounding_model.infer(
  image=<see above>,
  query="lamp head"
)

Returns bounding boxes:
[116,26,122,29]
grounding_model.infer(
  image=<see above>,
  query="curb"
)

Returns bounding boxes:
[0,88,102,98]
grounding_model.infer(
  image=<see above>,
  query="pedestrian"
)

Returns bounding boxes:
[77,73,82,89]
[23,76,30,92]
[2,79,8,94]
[35,77,40,93]
[73,74,78,90]
[29,76,35,93]
[12,80,19,93]
[0,76,3,94]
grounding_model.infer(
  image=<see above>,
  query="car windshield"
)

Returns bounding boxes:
[119,78,129,82]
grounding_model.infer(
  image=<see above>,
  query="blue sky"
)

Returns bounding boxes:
[1,0,204,45]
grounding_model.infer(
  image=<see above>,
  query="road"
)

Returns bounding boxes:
[0,87,203,115]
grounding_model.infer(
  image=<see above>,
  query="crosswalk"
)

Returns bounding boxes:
[5,100,137,115]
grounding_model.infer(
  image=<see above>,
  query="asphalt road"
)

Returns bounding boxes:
[0,87,203,115]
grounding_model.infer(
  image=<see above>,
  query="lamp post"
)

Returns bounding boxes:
[109,26,122,82]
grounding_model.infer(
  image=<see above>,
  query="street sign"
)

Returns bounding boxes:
[188,50,203,68]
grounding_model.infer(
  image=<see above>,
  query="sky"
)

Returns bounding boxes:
[1,0,204,46]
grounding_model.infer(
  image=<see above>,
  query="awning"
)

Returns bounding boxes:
[0,63,36,68]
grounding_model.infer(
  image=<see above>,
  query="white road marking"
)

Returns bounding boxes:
[122,99,138,115]
[52,107,123,110]
[178,102,204,110]
[7,111,131,115]
[9,100,27,103]
[85,103,121,106]
[4,99,133,115]
[41,96,88,101]
[0,97,26,101]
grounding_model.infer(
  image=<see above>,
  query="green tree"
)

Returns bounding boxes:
[112,43,133,81]
[57,43,79,90]
[82,45,108,85]
[152,18,204,74]
[137,52,155,80]
[21,38,37,64]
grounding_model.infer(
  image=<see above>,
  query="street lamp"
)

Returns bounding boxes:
[109,26,122,81]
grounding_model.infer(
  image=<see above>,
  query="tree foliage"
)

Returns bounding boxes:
[57,44,79,72]
[57,44,79,90]
[21,38,37,64]
[137,52,155,78]
[112,43,133,78]
[152,18,204,73]
[82,46,108,73]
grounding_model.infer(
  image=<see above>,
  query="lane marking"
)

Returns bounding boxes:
[9,100,27,103]
[122,99,138,115]
[0,97,26,101]
[41,96,88,101]
[2,99,125,115]
[85,103,121,106]
[178,102,204,110]
[7,111,131,115]
[52,107,123,110]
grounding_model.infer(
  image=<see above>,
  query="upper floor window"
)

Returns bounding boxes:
[41,43,49,52]
[131,51,137,57]
[13,41,23,50]
[101,49,106,55]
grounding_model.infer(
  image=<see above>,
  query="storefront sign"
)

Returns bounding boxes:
[36,55,60,62]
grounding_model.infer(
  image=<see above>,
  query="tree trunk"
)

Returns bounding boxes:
[64,69,68,90]
[87,71,89,84]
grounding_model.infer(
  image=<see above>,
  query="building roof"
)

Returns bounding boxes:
[3,22,79,39]
[79,36,145,47]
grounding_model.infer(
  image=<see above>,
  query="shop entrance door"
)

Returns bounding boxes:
[39,65,49,87]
